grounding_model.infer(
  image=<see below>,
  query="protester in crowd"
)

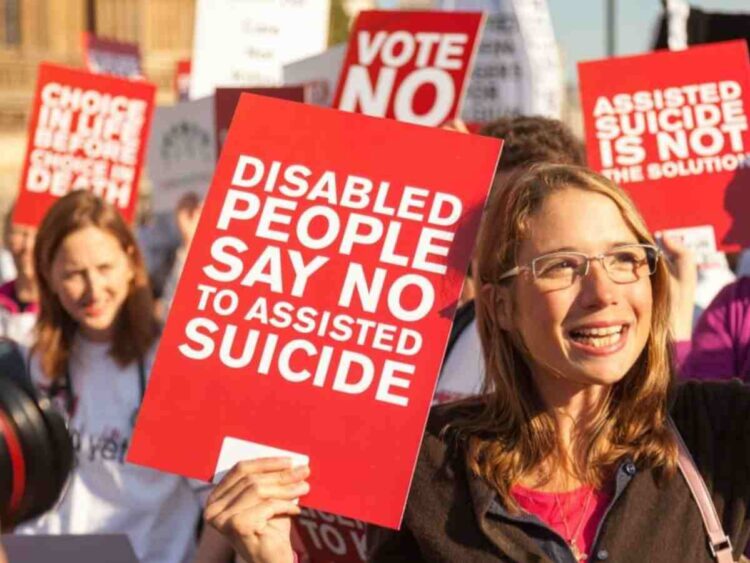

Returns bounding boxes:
[136,200,182,304]
[202,164,750,562]
[160,192,202,320]
[680,274,750,381]
[0,210,39,346]
[13,191,207,563]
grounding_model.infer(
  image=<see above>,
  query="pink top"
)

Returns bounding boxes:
[512,483,611,561]
[0,280,38,314]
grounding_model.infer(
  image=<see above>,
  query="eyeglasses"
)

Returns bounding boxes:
[496,243,661,291]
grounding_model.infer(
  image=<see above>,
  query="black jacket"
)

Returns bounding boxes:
[369,380,750,562]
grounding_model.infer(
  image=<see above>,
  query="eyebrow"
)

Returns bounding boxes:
[535,241,641,255]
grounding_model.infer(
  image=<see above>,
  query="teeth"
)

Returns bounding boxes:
[574,333,623,348]
[570,325,626,348]
[572,325,624,337]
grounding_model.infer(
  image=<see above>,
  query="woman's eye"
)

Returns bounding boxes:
[540,259,577,275]
[612,251,641,264]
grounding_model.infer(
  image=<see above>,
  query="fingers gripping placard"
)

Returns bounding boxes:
[128,94,501,528]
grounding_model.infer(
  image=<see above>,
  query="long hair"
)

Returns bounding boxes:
[453,163,677,510]
[33,191,159,380]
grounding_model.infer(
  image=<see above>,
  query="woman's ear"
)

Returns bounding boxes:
[481,283,514,331]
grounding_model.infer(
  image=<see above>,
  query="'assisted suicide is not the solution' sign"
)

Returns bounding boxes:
[128,94,501,528]
[579,40,750,250]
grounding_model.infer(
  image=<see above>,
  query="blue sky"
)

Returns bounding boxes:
[547,0,750,84]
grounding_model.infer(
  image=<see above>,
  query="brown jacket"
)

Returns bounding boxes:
[368,380,750,562]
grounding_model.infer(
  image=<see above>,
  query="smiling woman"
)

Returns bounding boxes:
[12,191,209,563]
[365,164,750,562]
[190,164,749,563]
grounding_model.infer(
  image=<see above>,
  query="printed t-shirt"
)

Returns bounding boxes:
[14,336,209,563]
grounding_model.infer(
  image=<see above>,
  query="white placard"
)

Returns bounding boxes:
[440,0,562,122]
[146,96,216,213]
[283,43,347,107]
[213,436,310,483]
[656,225,718,257]
[190,0,331,99]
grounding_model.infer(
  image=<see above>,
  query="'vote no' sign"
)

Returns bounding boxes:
[333,10,484,127]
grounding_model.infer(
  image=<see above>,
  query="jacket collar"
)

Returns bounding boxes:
[464,451,555,562]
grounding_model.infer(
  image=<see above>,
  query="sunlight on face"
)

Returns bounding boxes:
[49,226,135,342]
[511,188,653,388]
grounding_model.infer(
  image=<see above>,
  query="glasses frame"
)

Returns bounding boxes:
[496,243,662,287]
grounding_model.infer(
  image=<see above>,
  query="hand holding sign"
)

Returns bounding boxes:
[205,458,309,563]
[660,235,697,341]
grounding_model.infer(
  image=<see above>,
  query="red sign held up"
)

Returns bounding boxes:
[214,86,308,157]
[14,63,156,226]
[127,94,500,529]
[81,32,144,80]
[579,40,750,250]
[295,508,367,563]
[333,10,484,127]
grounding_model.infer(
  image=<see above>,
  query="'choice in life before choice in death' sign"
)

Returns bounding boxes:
[579,40,750,250]
[128,94,501,528]
[14,63,155,227]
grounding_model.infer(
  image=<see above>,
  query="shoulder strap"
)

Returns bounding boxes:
[668,418,734,563]
[137,357,146,402]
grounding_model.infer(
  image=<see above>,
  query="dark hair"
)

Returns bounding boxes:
[33,191,159,380]
[480,116,586,174]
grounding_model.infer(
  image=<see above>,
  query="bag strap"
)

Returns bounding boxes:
[668,418,734,562]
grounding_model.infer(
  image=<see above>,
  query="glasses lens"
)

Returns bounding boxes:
[533,254,586,289]
[604,245,656,282]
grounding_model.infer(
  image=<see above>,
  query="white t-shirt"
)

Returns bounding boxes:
[15,336,208,563]
[0,308,37,348]
[434,317,486,404]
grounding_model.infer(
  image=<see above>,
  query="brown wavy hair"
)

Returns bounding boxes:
[453,163,677,509]
[33,191,159,380]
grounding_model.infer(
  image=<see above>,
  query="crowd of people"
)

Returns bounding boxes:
[1,113,749,563]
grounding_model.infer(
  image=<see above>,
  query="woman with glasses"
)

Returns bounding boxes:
[202,164,749,562]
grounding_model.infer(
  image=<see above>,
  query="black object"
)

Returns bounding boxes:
[654,7,750,50]
[0,338,73,527]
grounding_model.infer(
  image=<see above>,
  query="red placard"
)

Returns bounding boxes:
[175,59,191,102]
[127,94,501,528]
[14,63,156,226]
[82,32,144,80]
[333,10,484,127]
[579,41,750,250]
[215,86,308,157]
[295,508,366,563]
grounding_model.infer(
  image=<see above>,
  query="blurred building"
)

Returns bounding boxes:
[0,0,195,207]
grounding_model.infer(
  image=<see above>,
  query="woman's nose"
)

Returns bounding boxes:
[578,258,617,307]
